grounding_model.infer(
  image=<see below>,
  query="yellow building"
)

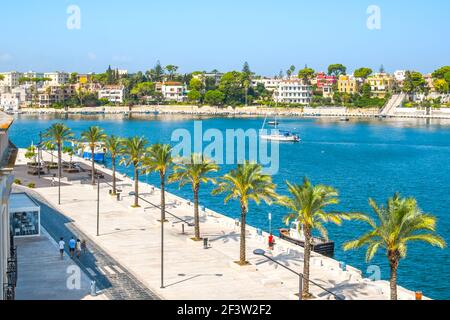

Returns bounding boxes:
[78,74,93,85]
[338,75,359,94]
[367,73,394,98]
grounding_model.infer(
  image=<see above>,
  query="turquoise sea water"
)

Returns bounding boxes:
[9,114,450,299]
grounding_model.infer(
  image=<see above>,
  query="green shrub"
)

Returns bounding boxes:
[27,182,36,189]
[14,179,22,185]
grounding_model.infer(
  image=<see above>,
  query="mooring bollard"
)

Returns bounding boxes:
[203,238,209,249]
[181,224,185,234]
[90,280,97,296]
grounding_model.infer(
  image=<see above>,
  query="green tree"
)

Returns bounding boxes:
[433,79,449,94]
[142,144,173,221]
[131,82,155,101]
[169,154,219,240]
[120,137,148,207]
[444,72,450,85]
[204,90,225,106]
[165,65,179,80]
[354,67,373,79]
[298,67,315,83]
[69,72,78,84]
[431,66,450,79]
[43,141,57,165]
[189,78,204,91]
[328,64,347,77]
[62,146,75,169]
[403,71,426,95]
[213,162,277,265]
[105,135,123,195]
[187,89,202,103]
[81,126,107,185]
[219,71,244,105]
[287,65,296,78]
[25,144,37,164]
[278,178,356,298]
[344,194,446,300]
[43,123,74,204]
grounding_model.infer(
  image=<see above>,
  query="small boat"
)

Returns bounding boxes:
[279,222,335,257]
[268,120,280,126]
[260,115,300,142]
[260,130,300,142]
[340,117,350,122]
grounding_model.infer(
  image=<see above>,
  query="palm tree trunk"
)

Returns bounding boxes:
[303,225,312,297]
[160,172,166,221]
[112,156,116,195]
[193,184,200,240]
[57,143,62,205]
[388,251,400,300]
[239,201,247,265]
[134,166,139,207]
[91,146,96,185]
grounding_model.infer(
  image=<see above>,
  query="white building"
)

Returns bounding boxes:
[0,112,16,300]
[0,93,21,112]
[156,82,186,102]
[273,80,312,105]
[252,78,281,91]
[0,72,22,88]
[394,70,407,83]
[98,85,125,103]
[43,72,69,86]
[192,72,223,86]
[117,69,128,77]
[23,71,44,80]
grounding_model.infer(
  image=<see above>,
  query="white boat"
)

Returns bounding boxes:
[260,131,300,142]
[260,115,300,142]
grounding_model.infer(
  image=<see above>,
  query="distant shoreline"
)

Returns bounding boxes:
[10,105,450,120]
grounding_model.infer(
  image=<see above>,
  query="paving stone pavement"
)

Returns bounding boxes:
[14,185,160,300]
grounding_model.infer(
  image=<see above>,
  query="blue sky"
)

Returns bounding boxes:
[1,0,449,75]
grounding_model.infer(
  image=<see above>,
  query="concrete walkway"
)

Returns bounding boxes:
[15,227,107,300]
[13,149,420,300]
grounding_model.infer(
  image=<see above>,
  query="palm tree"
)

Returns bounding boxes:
[278,178,354,298]
[141,144,173,221]
[213,162,277,265]
[81,126,106,185]
[43,141,57,166]
[62,146,75,169]
[120,136,148,207]
[25,144,37,165]
[105,135,123,196]
[169,154,219,240]
[344,193,446,300]
[43,123,73,204]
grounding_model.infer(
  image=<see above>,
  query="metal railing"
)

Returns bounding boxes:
[3,283,15,300]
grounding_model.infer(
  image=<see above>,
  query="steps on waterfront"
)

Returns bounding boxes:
[380,93,406,116]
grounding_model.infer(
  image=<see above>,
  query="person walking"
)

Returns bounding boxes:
[76,239,82,258]
[81,239,87,254]
[68,237,76,258]
[58,237,65,259]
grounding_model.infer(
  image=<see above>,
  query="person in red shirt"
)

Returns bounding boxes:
[268,233,274,249]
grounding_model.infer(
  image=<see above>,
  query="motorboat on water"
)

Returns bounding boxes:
[73,142,106,162]
[267,120,279,126]
[260,115,301,142]
[279,221,335,257]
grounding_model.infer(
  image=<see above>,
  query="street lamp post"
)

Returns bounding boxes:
[96,173,101,236]
[37,131,42,179]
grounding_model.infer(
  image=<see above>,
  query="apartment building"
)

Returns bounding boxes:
[0,72,22,88]
[98,85,125,103]
[38,85,76,107]
[0,93,21,112]
[192,72,223,87]
[338,75,360,94]
[44,72,69,86]
[315,72,337,89]
[156,82,186,102]
[251,78,281,92]
[367,73,394,98]
[273,80,312,104]
[0,112,17,300]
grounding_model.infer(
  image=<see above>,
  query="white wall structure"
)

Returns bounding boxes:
[0,72,22,89]
[252,78,281,91]
[0,112,16,300]
[43,72,69,86]
[273,80,312,104]
[394,70,407,82]
[157,82,186,102]
[98,85,125,103]
[0,93,21,112]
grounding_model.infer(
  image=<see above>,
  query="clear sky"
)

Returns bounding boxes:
[1,0,449,75]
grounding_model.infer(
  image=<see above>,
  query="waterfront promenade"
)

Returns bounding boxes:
[13,149,422,300]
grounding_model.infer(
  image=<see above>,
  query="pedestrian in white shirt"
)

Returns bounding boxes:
[58,237,65,259]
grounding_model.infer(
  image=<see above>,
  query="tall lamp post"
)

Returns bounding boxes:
[37,131,42,179]
[96,173,101,236]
